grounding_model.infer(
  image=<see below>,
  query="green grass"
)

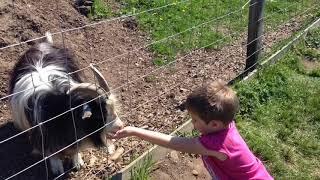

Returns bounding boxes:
[234,27,320,179]
[176,129,199,138]
[305,27,320,49]
[130,154,155,180]
[258,8,319,67]
[264,0,311,29]
[89,0,113,20]
[119,0,248,64]
[117,0,316,65]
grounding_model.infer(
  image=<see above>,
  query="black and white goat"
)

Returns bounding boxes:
[8,32,124,176]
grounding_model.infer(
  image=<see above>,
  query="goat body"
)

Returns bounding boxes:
[9,33,123,176]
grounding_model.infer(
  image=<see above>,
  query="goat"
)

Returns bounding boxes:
[8,32,124,176]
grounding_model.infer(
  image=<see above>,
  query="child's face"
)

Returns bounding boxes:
[189,112,213,134]
[189,111,226,135]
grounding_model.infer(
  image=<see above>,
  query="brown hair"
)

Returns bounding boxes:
[185,80,239,124]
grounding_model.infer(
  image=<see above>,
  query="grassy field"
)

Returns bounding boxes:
[89,0,318,65]
[115,0,317,65]
[235,27,320,179]
[89,0,317,65]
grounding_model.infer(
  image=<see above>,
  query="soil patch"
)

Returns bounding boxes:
[150,151,211,180]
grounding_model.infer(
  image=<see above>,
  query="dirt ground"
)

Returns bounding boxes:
[0,0,314,179]
[150,151,211,180]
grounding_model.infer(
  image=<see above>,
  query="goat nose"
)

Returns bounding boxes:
[114,119,124,130]
[117,121,124,130]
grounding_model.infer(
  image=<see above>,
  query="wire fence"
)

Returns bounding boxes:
[0,0,319,179]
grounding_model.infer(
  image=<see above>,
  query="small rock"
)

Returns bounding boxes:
[110,147,125,161]
[192,169,199,176]
[89,155,97,167]
[167,93,175,99]
[106,143,116,154]
[140,125,148,129]
[179,88,187,93]
[169,151,179,163]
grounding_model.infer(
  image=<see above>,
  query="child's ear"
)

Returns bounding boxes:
[208,120,219,128]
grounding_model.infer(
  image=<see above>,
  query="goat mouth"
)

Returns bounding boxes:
[106,132,117,138]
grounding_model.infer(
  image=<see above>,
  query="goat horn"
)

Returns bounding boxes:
[90,64,111,92]
[67,83,107,99]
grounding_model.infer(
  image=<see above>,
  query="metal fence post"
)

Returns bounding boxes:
[246,0,266,71]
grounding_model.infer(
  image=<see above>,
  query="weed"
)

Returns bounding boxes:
[305,27,320,49]
[130,154,155,180]
[152,57,169,67]
[293,27,320,77]
[176,129,199,138]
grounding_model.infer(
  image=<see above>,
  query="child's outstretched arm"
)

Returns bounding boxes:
[113,126,227,160]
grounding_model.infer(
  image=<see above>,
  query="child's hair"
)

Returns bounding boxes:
[185,80,239,124]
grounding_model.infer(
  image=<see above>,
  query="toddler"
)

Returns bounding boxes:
[112,80,273,180]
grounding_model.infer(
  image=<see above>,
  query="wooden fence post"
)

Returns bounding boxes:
[245,0,266,71]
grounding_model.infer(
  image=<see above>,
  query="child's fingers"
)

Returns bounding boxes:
[111,131,127,139]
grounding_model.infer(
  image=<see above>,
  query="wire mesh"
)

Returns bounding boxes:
[0,0,318,179]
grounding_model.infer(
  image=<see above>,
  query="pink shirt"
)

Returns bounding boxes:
[199,121,273,180]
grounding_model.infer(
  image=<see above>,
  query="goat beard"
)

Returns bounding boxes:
[100,132,116,154]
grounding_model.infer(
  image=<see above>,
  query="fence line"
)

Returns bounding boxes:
[4,112,117,180]
[1,8,232,145]
[0,2,258,101]
[1,1,316,101]
[2,10,239,178]
[1,0,318,179]
[2,0,312,147]
[1,0,311,103]
[0,4,253,146]
[118,3,319,123]
[0,0,191,51]
[92,4,320,177]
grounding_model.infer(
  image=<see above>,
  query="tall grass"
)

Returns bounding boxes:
[130,154,155,180]
[234,27,320,179]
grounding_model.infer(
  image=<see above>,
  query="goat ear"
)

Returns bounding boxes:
[82,111,92,119]
[82,104,92,120]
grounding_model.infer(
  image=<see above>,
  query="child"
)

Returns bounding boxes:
[112,80,273,180]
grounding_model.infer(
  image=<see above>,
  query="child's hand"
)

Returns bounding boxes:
[111,126,136,139]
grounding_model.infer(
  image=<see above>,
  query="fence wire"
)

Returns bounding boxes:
[0,0,318,179]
